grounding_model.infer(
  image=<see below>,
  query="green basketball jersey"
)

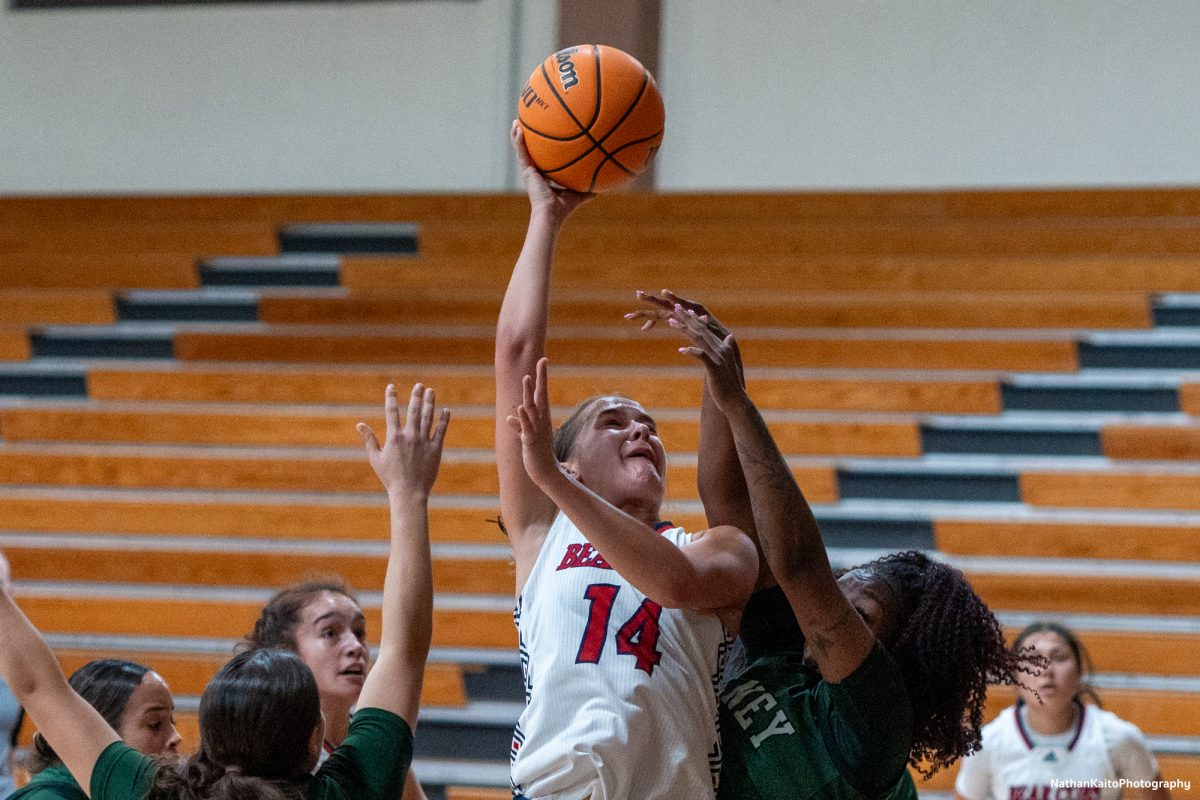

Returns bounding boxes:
[718,640,918,800]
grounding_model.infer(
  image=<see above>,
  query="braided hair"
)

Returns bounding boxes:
[858,551,1041,776]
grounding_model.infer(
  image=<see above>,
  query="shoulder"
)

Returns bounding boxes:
[1087,706,1151,752]
[10,768,89,800]
[88,743,158,800]
[1087,706,1146,741]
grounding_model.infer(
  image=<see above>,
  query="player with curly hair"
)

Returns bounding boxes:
[631,292,1037,799]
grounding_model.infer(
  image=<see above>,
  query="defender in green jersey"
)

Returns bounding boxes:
[634,293,1036,799]
[0,384,447,800]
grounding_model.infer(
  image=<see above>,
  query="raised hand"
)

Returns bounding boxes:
[512,120,594,221]
[664,305,747,414]
[505,357,567,489]
[358,383,450,499]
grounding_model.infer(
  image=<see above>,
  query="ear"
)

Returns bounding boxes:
[560,459,582,482]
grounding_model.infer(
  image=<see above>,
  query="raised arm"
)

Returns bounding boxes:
[495,123,593,576]
[628,291,771,591]
[507,358,757,626]
[0,578,119,795]
[664,307,875,682]
[356,383,449,727]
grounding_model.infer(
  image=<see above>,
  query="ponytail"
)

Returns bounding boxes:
[149,756,302,800]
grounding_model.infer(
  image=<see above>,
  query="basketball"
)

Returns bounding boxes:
[517,44,665,193]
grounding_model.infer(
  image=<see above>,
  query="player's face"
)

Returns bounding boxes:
[1017,631,1081,711]
[838,569,901,646]
[294,591,370,709]
[117,671,181,756]
[563,398,666,509]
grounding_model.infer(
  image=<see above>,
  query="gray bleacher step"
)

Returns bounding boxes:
[0,363,87,396]
[837,460,1023,503]
[1153,293,1200,327]
[199,255,341,287]
[921,416,1102,456]
[414,701,521,761]
[277,223,419,255]
[413,759,510,800]
[30,325,174,359]
[1002,373,1180,412]
[1080,330,1200,369]
[117,290,260,322]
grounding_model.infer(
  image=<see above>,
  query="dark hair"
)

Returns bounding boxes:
[149,649,321,800]
[857,551,1041,776]
[1013,620,1101,706]
[27,659,151,774]
[239,577,359,653]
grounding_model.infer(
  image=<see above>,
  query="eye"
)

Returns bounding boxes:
[321,627,337,639]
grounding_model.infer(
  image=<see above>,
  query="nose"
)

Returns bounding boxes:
[630,421,652,440]
[345,635,367,659]
[166,724,182,753]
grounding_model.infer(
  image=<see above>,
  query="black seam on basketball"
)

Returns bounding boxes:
[583,69,652,177]
[539,66,655,175]
[540,47,619,167]
[585,45,603,133]
[518,115,589,143]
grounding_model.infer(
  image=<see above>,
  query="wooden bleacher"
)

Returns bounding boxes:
[3,189,1200,796]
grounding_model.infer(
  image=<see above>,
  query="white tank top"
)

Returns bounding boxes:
[510,511,732,800]
[954,703,1160,800]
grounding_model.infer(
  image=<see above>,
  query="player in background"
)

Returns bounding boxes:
[0,382,445,800]
[12,659,180,800]
[241,577,428,799]
[955,621,1170,800]
[498,124,758,800]
[634,293,1033,800]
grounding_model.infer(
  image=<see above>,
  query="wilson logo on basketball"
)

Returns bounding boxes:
[520,82,547,110]
[556,48,580,91]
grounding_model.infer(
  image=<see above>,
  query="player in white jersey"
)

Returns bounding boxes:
[955,622,1169,800]
[496,123,759,800]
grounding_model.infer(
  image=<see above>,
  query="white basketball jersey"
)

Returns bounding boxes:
[510,511,732,800]
[955,704,1160,800]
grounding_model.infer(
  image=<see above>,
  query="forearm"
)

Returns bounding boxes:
[721,393,830,586]
[496,209,564,355]
[0,591,68,703]
[698,378,757,538]
[539,471,702,607]
[363,491,433,721]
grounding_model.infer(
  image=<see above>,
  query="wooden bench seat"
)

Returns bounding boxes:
[1103,424,1200,460]
[16,593,516,649]
[967,572,1200,617]
[85,365,1002,414]
[1020,469,1200,511]
[173,326,1078,372]
[0,327,30,360]
[1000,627,1200,676]
[0,254,200,289]
[0,489,525,543]
[259,289,1152,330]
[0,404,923,457]
[0,289,116,324]
[343,253,1200,294]
[3,541,513,595]
[8,188,1200,226]
[4,542,513,597]
[0,444,840,503]
[936,518,1200,563]
[0,222,277,257]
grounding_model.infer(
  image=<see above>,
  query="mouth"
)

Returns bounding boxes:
[625,446,660,470]
[339,665,366,678]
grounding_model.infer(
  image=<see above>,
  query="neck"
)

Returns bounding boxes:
[618,498,662,528]
[1024,698,1077,736]
[321,696,353,747]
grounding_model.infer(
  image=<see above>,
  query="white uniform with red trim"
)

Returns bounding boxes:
[510,511,731,800]
[954,702,1160,800]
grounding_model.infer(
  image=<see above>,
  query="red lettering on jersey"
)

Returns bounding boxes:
[556,543,614,571]
[1009,788,1029,800]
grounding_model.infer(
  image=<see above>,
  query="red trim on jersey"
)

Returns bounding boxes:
[654,520,674,532]
[323,739,337,755]
[1013,700,1085,751]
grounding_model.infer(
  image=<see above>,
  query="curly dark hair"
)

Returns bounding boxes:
[858,551,1042,777]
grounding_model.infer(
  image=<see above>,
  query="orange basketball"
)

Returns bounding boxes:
[517,44,665,193]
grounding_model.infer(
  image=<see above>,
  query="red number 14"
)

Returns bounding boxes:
[576,583,663,675]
